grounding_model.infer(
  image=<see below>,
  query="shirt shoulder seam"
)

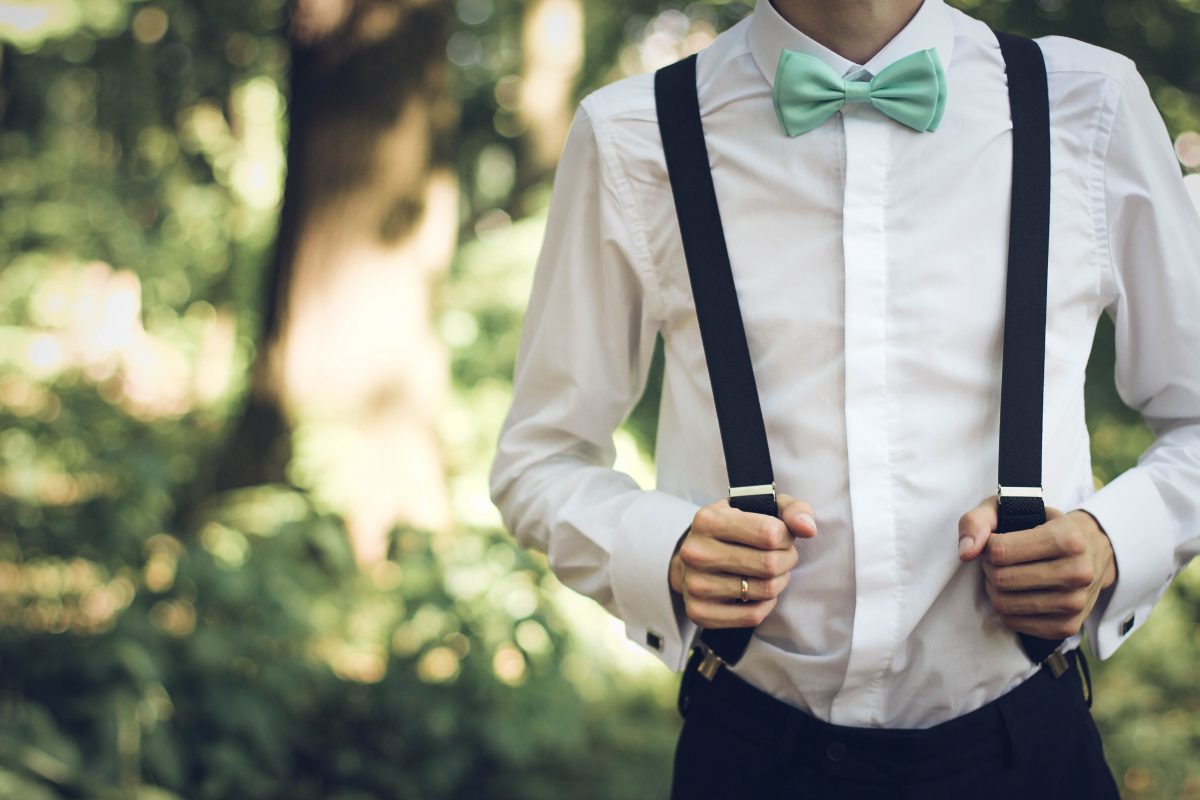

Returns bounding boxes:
[1090,60,1135,314]
[580,92,671,326]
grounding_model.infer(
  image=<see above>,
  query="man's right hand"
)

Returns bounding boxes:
[669,493,817,629]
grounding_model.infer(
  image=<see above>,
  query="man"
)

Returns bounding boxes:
[489,0,1200,796]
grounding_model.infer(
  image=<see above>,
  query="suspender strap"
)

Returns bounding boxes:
[656,54,776,669]
[994,31,1064,667]
[655,36,1061,673]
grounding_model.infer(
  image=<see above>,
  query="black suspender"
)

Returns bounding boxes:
[654,57,778,521]
[655,56,778,674]
[993,31,1065,669]
[654,32,1063,676]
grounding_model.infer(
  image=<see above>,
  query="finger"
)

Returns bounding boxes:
[679,536,799,580]
[984,520,1087,566]
[682,570,790,602]
[777,493,818,539]
[985,581,1094,617]
[957,495,997,562]
[692,501,794,551]
[983,555,1096,592]
[684,596,778,629]
[995,611,1084,640]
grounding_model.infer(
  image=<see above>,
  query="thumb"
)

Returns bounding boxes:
[957,495,997,562]
[777,492,818,540]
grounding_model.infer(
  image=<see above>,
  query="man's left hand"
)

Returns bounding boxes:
[958,498,1117,640]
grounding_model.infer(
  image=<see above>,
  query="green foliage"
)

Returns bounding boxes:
[1093,566,1200,799]
[1,0,286,322]
[0,0,683,797]
[2,0,1199,798]
[951,0,1200,134]
[0,482,678,799]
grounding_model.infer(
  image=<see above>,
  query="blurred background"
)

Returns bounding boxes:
[0,0,1198,797]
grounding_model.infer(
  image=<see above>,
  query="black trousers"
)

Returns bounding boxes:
[670,647,1121,800]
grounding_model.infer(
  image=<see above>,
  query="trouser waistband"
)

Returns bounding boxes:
[676,645,1093,784]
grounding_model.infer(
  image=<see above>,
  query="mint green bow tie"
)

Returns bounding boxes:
[773,48,948,135]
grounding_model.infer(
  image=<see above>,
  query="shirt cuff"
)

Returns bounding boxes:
[1076,468,1176,659]
[610,490,703,672]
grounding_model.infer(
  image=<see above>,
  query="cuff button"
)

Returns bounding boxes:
[646,631,663,651]
[1120,615,1135,636]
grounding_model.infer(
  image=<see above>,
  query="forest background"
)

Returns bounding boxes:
[1,0,1199,797]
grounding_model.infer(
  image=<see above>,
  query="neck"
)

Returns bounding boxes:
[769,0,926,65]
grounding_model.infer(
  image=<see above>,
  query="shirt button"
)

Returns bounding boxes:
[826,741,847,762]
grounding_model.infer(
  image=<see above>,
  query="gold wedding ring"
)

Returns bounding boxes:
[740,577,750,603]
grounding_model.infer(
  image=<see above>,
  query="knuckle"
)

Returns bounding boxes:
[985,539,1006,563]
[988,567,1010,590]
[759,575,782,599]
[758,519,785,549]
[678,541,704,568]
[691,602,719,628]
[694,506,718,532]
[1053,619,1080,639]
[1059,528,1087,556]
[1062,590,1088,614]
[1068,563,1095,588]
[784,545,800,570]
[752,599,777,626]
[682,571,706,598]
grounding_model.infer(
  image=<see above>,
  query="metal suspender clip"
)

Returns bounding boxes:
[695,642,726,681]
[730,483,776,499]
[996,484,1043,506]
[997,484,1043,500]
[729,483,777,518]
[1044,647,1070,679]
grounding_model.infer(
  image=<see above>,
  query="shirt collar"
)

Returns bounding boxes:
[749,0,956,84]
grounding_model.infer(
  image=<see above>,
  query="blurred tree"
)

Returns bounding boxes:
[215,0,460,565]
[511,0,583,207]
[0,0,1197,797]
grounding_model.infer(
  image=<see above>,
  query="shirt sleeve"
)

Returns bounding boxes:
[1077,62,1200,659]
[489,103,702,672]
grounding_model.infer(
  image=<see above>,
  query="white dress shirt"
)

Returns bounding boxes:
[489,0,1200,728]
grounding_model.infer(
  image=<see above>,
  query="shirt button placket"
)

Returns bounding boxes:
[832,100,903,727]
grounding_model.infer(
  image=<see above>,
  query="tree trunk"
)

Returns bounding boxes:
[516,0,583,185]
[213,0,458,565]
